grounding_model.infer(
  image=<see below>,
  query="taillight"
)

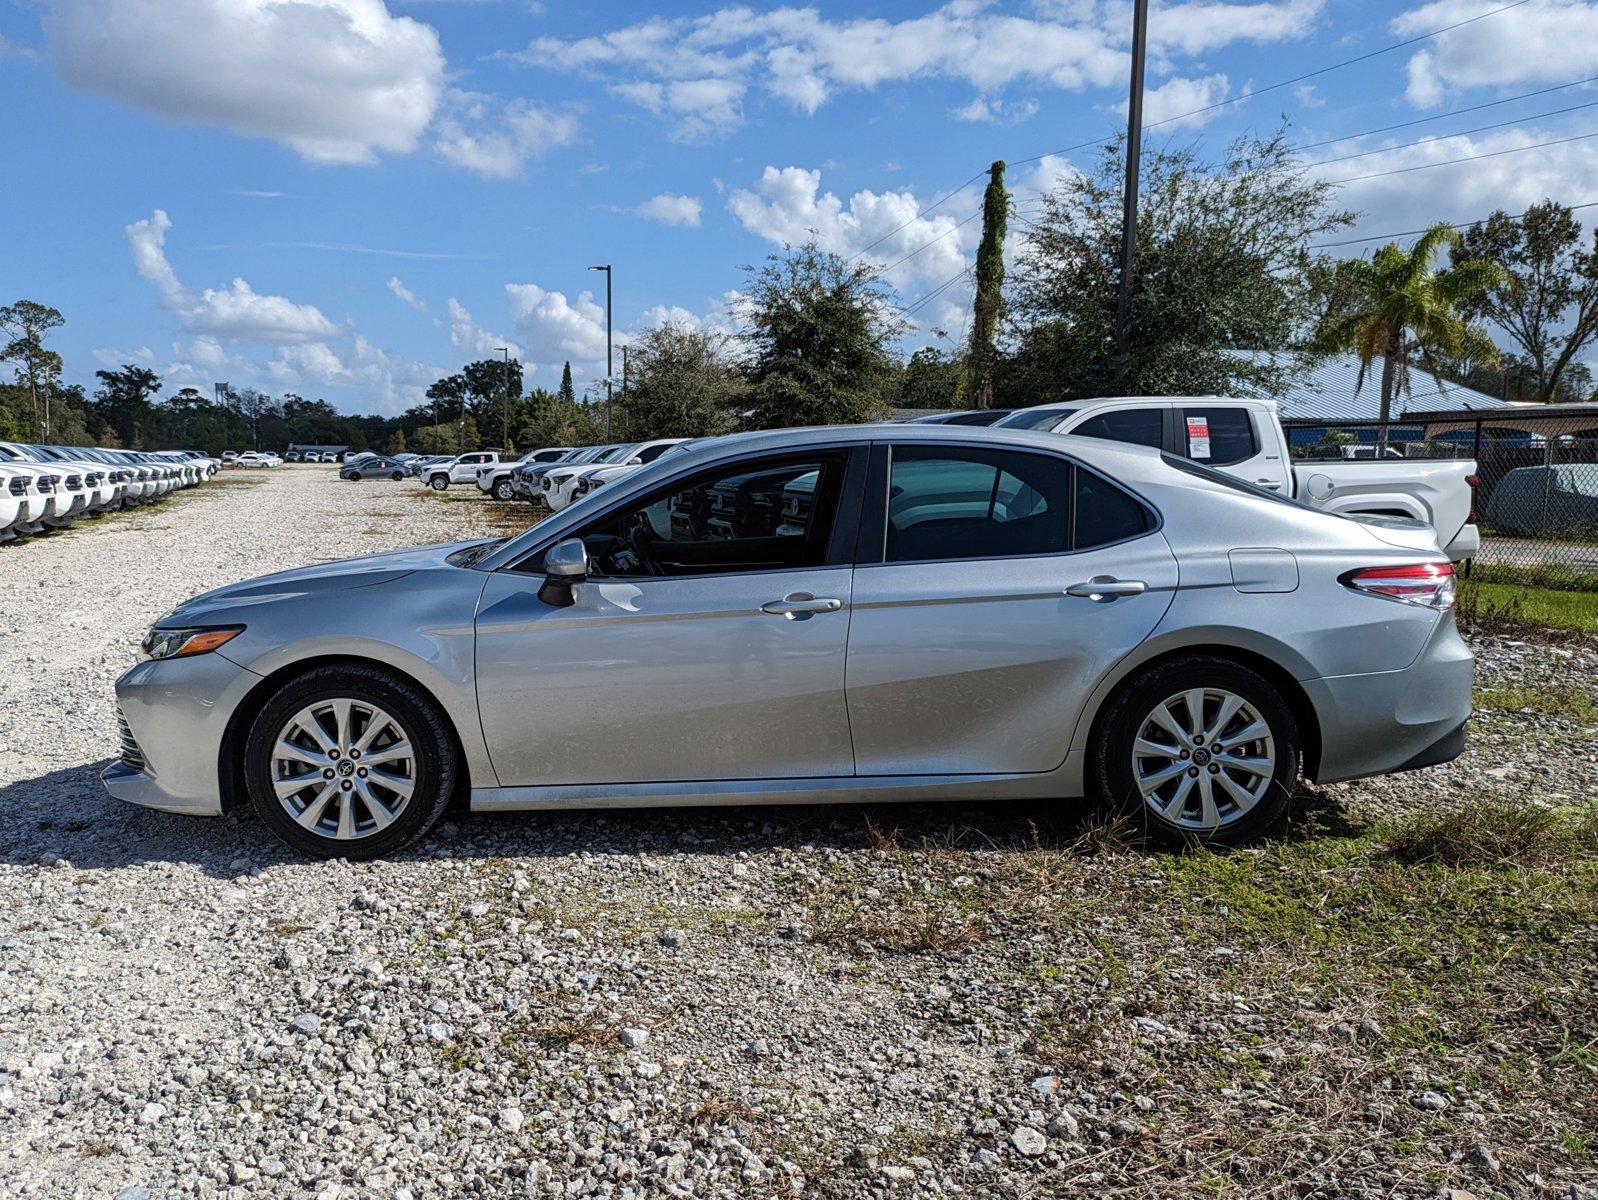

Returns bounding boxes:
[1465,474,1479,525]
[1341,562,1456,610]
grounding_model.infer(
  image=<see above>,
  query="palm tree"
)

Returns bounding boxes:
[1314,223,1505,441]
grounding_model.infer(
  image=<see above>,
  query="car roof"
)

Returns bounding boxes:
[1005,394,1278,413]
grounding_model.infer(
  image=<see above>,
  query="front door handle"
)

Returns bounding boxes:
[1066,576,1147,601]
[760,593,843,618]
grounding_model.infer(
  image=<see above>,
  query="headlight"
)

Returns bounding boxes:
[141,626,244,661]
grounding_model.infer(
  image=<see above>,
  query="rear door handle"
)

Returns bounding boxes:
[1254,478,1283,491]
[1065,576,1147,601]
[761,593,843,617]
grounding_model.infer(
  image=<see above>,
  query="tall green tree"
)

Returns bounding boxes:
[0,300,66,437]
[1313,223,1505,431]
[92,364,163,447]
[960,160,1008,408]
[1454,200,1598,405]
[622,322,742,439]
[558,362,576,406]
[1007,131,1353,403]
[741,241,903,428]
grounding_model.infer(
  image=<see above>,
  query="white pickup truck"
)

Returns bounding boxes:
[995,396,1479,562]
[422,451,500,490]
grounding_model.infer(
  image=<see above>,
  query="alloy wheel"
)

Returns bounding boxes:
[1132,688,1275,831]
[271,699,417,841]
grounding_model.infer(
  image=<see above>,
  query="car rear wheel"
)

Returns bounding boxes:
[244,664,458,860]
[1090,656,1299,845]
[429,475,448,491]
[493,480,514,501]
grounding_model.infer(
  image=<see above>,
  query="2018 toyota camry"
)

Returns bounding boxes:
[104,425,1473,859]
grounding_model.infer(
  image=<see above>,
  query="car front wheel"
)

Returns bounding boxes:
[493,480,514,501]
[429,476,447,491]
[243,665,458,859]
[1090,656,1299,845]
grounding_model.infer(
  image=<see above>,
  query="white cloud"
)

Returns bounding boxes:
[515,1,1320,133]
[1119,73,1230,129]
[268,342,351,385]
[91,346,157,368]
[1393,0,1598,106]
[1311,127,1598,249]
[184,336,232,373]
[637,289,745,341]
[387,276,428,311]
[433,91,580,178]
[727,165,976,289]
[613,77,746,140]
[447,298,522,359]
[636,193,704,226]
[46,0,445,165]
[504,284,609,369]
[124,210,340,343]
[951,95,1039,124]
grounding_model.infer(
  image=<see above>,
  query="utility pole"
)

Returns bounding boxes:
[588,264,613,439]
[498,346,511,451]
[620,345,629,440]
[1114,0,1149,388]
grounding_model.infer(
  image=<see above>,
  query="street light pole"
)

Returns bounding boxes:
[588,264,613,439]
[498,346,511,451]
[1114,0,1149,388]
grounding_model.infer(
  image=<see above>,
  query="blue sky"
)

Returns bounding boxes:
[2,0,1595,415]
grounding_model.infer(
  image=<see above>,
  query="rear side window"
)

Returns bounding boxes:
[1181,407,1257,466]
[1072,408,1164,448]
[885,446,1070,562]
[635,443,675,464]
[1075,471,1152,548]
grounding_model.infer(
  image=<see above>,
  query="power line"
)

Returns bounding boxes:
[1325,128,1598,184]
[850,170,988,263]
[1288,74,1598,153]
[875,210,983,274]
[899,266,972,318]
[1145,0,1537,131]
[1307,99,1598,167]
[1308,200,1598,249]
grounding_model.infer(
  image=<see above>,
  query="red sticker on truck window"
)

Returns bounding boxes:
[1186,416,1211,459]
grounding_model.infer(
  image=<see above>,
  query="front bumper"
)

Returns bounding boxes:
[1304,612,1474,783]
[101,651,262,816]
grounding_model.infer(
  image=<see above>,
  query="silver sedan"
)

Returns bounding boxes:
[104,425,1472,858]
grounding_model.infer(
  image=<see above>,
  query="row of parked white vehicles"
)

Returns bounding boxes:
[0,442,219,543]
[418,440,691,510]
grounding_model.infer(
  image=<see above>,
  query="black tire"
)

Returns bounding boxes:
[391,470,404,481]
[243,664,458,860]
[429,475,448,491]
[1089,655,1300,846]
[493,479,514,501]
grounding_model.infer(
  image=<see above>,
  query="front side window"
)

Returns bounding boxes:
[572,454,847,578]
[884,446,1070,563]
[1071,407,1164,449]
[1181,407,1257,466]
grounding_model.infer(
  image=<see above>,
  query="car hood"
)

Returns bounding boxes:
[160,540,484,624]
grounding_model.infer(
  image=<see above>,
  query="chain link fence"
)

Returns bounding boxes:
[1283,411,1598,585]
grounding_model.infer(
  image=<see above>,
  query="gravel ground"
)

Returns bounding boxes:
[1,466,1594,1200]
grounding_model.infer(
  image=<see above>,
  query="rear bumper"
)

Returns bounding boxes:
[1305,613,1474,784]
[1444,523,1480,562]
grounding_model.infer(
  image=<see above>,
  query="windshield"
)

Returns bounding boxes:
[990,409,1080,431]
[996,406,1077,430]
[597,443,638,463]
[1159,453,1319,512]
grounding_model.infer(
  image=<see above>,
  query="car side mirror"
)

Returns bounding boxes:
[538,538,589,607]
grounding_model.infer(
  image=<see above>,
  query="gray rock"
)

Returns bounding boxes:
[1011,1126,1047,1157]
[1412,1090,1450,1112]
[619,1027,650,1049]
[289,1013,320,1035]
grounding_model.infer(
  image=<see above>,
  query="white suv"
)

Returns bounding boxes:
[422,451,499,490]
[476,448,571,501]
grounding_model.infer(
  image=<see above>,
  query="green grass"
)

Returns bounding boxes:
[1469,560,1598,593]
[1458,579,1598,633]
[1476,682,1597,722]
